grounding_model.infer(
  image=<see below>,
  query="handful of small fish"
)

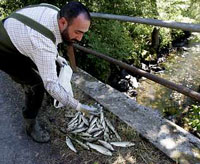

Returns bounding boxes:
[65,103,135,156]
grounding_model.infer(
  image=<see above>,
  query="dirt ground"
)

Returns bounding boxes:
[38,84,175,164]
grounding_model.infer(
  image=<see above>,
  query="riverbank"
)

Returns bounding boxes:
[136,35,200,138]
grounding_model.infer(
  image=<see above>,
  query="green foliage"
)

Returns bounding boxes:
[0,0,198,82]
[156,0,193,49]
[78,19,136,82]
[88,20,133,61]
[171,29,186,42]
[77,0,197,82]
[186,105,200,133]
[22,0,67,8]
[159,28,172,48]
[0,0,67,20]
[0,0,23,19]
[76,0,160,81]
[187,0,200,23]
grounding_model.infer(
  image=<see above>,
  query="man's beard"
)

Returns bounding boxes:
[61,27,78,45]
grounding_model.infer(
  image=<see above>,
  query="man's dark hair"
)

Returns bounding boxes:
[60,1,91,25]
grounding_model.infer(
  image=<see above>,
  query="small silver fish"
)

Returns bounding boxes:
[79,132,92,137]
[78,114,82,124]
[98,140,114,151]
[67,122,78,131]
[77,122,85,129]
[68,117,78,126]
[89,127,102,134]
[86,142,112,156]
[93,130,103,137]
[110,141,135,147]
[90,117,98,127]
[102,119,106,130]
[104,132,110,142]
[66,136,77,153]
[74,139,90,150]
[96,120,103,129]
[104,126,109,133]
[100,110,104,124]
[68,121,78,128]
[103,126,110,142]
[80,136,99,142]
[105,117,121,141]
[89,115,94,123]
[71,127,87,134]
[68,112,80,125]
[86,123,96,133]
[81,115,89,126]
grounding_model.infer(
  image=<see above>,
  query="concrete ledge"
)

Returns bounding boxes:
[72,68,200,164]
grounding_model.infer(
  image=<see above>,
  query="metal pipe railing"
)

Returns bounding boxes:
[73,44,200,102]
[91,12,200,32]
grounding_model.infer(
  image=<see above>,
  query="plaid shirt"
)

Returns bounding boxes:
[4,6,79,109]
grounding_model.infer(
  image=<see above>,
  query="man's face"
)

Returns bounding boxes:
[59,13,90,44]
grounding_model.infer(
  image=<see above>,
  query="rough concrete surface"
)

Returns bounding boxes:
[72,68,200,164]
[0,71,61,164]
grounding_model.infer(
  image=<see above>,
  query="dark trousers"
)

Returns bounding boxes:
[0,51,45,119]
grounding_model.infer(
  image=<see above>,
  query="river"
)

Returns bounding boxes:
[136,35,200,119]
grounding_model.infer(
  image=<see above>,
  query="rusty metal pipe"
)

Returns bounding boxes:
[74,44,200,102]
[90,12,200,32]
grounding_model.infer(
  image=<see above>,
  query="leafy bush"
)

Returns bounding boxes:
[77,19,136,82]
[76,0,159,82]
[0,0,23,19]
[185,105,200,134]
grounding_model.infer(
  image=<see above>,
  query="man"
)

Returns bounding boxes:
[0,2,98,143]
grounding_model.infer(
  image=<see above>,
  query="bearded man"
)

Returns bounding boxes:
[0,1,98,143]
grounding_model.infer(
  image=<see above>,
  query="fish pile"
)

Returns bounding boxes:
[65,103,135,156]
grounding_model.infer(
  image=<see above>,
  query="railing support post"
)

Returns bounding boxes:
[66,44,77,72]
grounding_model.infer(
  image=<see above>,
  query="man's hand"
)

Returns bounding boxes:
[76,103,100,115]
[56,56,68,67]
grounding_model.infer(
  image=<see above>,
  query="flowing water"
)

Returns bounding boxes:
[136,37,200,118]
